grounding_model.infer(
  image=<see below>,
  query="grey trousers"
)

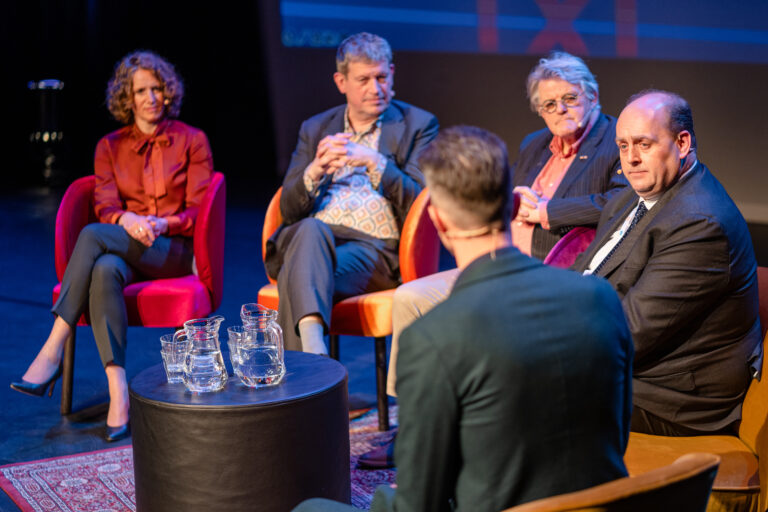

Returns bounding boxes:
[52,223,193,368]
[387,268,458,396]
[274,218,399,352]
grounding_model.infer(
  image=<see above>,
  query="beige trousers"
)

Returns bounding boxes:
[387,268,460,396]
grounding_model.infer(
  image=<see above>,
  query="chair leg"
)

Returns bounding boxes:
[60,330,76,415]
[374,336,390,431]
[329,334,340,360]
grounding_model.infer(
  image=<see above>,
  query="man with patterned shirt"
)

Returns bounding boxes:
[264,32,439,353]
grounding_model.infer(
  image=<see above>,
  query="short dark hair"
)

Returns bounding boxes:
[335,32,392,75]
[419,126,511,229]
[627,89,697,148]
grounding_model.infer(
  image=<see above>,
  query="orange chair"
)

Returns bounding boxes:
[503,453,720,512]
[52,172,226,415]
[623,266,768,512]
[258,187,440,430]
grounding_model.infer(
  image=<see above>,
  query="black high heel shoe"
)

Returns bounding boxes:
[10,363,63,397]
[105,422,131,442]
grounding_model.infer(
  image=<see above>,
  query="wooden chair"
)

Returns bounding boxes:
[258,187,440,430]
[52,172,226,415]
[502,453,720,512]
[623,266,768,512]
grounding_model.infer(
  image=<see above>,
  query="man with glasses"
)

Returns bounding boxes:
[359,51,628,469]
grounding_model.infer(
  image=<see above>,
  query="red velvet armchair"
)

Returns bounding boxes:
[52,172,226,414]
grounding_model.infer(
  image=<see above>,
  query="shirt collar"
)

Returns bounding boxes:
[130,118,172,153]
[549,108,599,158]
[343,108,382,140]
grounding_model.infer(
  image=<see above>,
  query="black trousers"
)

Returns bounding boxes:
[274,218,399,351]
[52,223,193,367]
[630,406,738,436]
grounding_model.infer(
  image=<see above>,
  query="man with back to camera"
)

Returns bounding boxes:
[264,32,438,354]
[360,51,628,468]
[574,90,762,435]
[293,125,634,512]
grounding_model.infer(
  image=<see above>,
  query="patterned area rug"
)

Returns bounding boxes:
[0,407,397,511]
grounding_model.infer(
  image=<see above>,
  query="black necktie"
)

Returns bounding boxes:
[592,202,648,275]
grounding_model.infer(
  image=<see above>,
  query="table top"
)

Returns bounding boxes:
[129,350,347,410]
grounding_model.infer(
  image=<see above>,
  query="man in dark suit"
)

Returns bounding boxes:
[361,52,626,467]
[574,90,762,435]
[264,32,438,353]
[294,126,633,512]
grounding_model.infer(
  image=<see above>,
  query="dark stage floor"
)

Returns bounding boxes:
[0,181,393,511]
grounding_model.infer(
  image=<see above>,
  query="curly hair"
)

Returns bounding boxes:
[106,50,184,125]
[526,51,599,113]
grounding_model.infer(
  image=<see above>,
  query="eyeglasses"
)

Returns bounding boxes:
[538,92,583,114]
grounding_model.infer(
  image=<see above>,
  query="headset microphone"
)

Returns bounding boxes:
[577,103,600,129]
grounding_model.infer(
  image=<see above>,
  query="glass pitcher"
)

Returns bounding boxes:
[182,315,228,393]
[235,304,285,387]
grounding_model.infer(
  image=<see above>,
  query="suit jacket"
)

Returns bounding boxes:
[264,100,438,279]
[512,113,628,260]
[375,247,633,512]
[574,163,762,431]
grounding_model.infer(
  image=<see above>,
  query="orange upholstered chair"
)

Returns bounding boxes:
[503,453,720,512]
[258,187,440,430]
[623,266,768,512]
[52,172,226,415]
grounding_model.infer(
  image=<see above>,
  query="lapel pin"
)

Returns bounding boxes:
[579,155,588,160]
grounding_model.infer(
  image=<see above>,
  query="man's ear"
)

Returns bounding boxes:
[333,71,347,95]
[676,130,693,159]
[427,203,447,233]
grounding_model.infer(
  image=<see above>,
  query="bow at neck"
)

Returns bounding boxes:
[130,119,173,154]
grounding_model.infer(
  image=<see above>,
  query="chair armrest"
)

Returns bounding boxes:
[193,172,226,311]
[55,176,97,281]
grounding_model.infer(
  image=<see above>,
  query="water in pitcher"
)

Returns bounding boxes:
[183,348,228,392]
[237,344,285,387]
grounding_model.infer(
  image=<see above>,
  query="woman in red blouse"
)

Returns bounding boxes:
[11,51,213,442]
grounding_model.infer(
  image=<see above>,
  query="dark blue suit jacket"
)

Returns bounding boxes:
[512,113,628,260]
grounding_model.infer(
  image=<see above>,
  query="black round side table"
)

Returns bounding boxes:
[129,350,350,512]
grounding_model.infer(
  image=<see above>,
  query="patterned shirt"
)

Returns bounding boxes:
[303,110,399,240]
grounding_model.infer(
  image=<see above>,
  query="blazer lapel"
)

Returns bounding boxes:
[595,166,697,277]
[552,114,609,199]
[378,104,405,161]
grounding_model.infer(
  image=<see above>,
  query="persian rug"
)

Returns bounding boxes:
[0,406,398,511]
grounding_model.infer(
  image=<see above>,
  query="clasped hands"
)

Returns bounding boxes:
[119,212,168,247]
[305,133,380,183]
[513,186,548,225]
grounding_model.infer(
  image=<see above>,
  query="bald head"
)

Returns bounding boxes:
[615,91,695,199]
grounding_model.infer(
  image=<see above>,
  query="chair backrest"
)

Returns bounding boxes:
[260,187,440,285]
[736,265,768,511]
[55,176,98,281]
[502,453,719,512]
[261,187,284,285]
[54,172,226,309]
[399,188,439,283]
[542,227,597,269]
[193,172,226,310]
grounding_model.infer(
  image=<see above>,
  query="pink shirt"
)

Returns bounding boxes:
[512,112,598,256]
